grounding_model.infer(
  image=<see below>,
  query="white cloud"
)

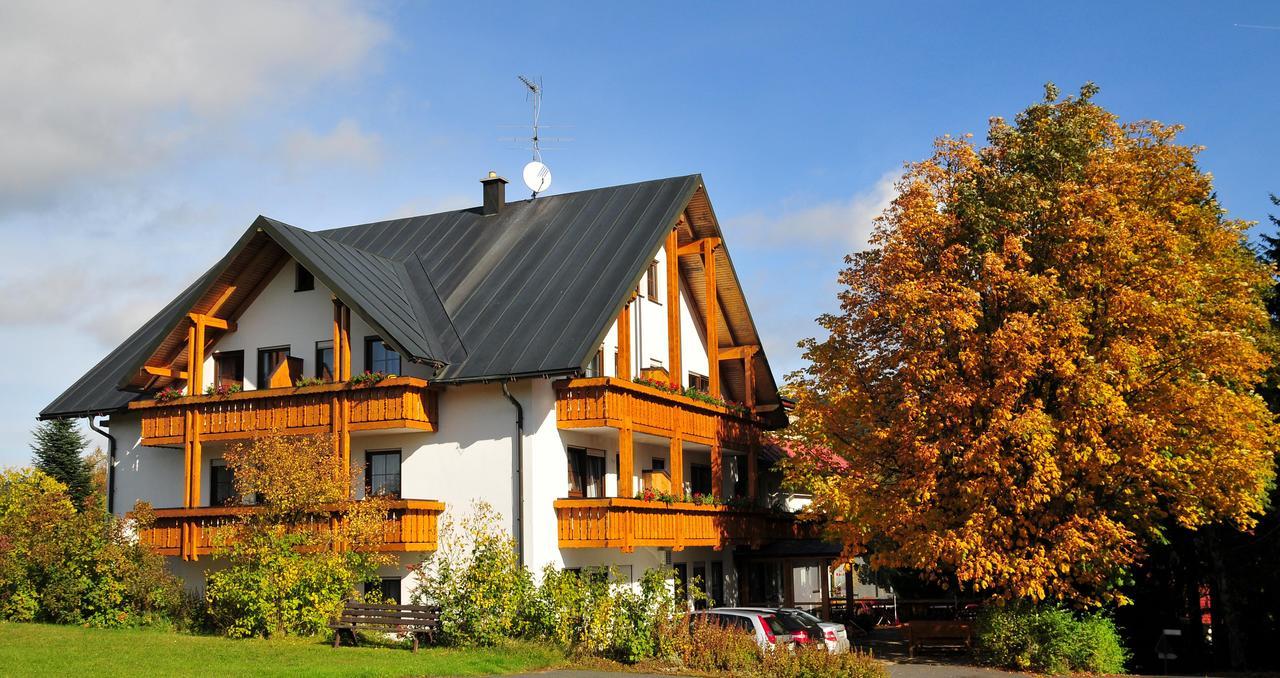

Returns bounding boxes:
[728,171,900,250]
[283,119,383,171]
[0,0,389,205]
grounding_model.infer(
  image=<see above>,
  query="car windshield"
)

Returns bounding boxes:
[792,610,823,625]
[771,611,810,631]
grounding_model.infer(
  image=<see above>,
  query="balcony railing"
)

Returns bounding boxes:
[554,377,757,448]
[135,499,445,558]
[131,377,438,447]
[554,497,807,552]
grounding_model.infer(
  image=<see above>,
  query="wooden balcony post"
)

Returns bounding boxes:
[332,299,343,383]
[616,300,632,380]
[665,228,681,383]
[703,239,719,398]
[339,305,352,380]
[670,435,683,497]
[744,350,757,414]
[190,318,205,393]
[747,440,759,502]
[710,442,723,500]
[618,426,634,498]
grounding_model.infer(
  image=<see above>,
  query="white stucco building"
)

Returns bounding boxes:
[43,174,852,614]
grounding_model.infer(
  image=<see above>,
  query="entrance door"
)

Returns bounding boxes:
[692,564,707,609]
[791,560,824,615]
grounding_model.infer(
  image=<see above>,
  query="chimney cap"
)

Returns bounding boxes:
[481,171,508,184]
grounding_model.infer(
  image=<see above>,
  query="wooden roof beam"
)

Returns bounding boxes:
[676,237,721,257]
[717,345,760,361]
[143,365,189,380]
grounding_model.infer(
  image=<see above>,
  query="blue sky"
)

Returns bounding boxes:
[1,1,1277,465]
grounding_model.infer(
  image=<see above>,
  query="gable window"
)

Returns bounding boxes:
[567,446,604,498]
[687,372,710,393]
[646,260,660,302]
[210,461,236,506]
[690,464,712,497]
[364,336,401,374]
[584,348,603,378]
[295,263,314,292]
[213,351,244,390]
[365,450,402,498]
[364,577,401,604]
[257,346,291,389]
[315,340,334,381]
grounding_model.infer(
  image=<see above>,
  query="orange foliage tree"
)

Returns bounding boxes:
[785,84,1279,605]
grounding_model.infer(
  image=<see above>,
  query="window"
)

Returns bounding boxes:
[674,563,689,603]
[584,348,603,378]
[210,462,236,505]
[365,451,402,498]
[650,457,665,472]
[213,351,244,389]
[690,464,712,497]
[567,446,605,498]
[710,562,724,607]
[688,372,710,393]
[732,455,748,499]
[315,340,334,380]
[365,577,401,604]
[364,336,401,374]
[646,260,660,301]
[257,346,291,389]
[692,564,707,610]
[295,263,314,292]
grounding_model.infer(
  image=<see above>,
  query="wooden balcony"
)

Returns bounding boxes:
[554,498,807,552]
[131,376,438,447]
[554,377,758,448]
[136,499,445,558]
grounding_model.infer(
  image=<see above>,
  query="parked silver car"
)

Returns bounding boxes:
[690,609,794,650]
[723,606,850,654]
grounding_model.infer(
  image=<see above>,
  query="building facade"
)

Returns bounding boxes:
[43,174,830,609]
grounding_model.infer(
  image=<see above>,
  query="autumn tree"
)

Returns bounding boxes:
[204,431,393,637]
[785,84,1279,605]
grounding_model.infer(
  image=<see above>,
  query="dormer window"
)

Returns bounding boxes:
[365,336,400,374]
[294,263,314,292]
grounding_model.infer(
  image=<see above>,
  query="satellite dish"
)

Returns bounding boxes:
[523,160,552,195]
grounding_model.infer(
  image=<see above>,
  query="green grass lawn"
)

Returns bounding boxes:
[0,622,564,677]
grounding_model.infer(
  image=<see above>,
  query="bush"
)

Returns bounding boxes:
[203,432,394,638]
[976,602,1127,674]
[664,613,762,674]
[0,468,185,627]
[760,644,887,678]
[411,501,535,646]
[204,527,382,638]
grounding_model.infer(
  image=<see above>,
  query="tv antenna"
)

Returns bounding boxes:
[500,76,572,198]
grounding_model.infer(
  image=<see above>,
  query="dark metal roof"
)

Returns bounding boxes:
[42,175,706,418]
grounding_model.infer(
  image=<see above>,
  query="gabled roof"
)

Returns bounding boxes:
[41,174,785,426]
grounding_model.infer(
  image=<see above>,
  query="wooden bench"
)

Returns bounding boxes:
[330,601,442,652]
[903,620,972,657]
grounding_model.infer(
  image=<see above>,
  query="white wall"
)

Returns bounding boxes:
[597,242,712,391]
[199,259,430,393]
[110,412,184,511]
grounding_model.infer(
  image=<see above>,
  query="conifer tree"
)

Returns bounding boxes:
[31,418,94,510]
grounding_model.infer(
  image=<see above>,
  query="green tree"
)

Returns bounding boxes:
[30,418,93,510]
